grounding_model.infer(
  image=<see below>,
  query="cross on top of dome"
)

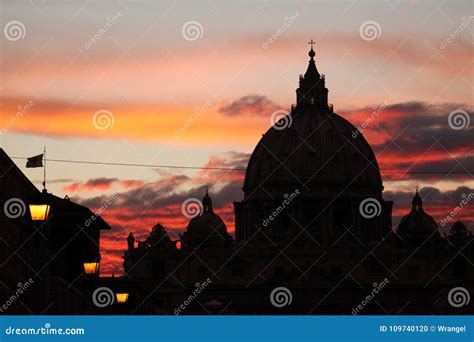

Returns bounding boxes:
[308,39,316,59]
[202,187,213,213]
[304,40,319,78]
[412,187,423,211]
[297,40,327,108]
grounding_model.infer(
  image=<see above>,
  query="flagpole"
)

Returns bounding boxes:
[43,146,46,192]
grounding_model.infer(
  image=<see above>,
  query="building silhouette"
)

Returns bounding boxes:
[121,45,473,315]
[0,149,109,314]
[0,44,472,315]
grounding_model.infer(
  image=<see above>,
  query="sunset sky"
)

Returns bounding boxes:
[1,0,473,275]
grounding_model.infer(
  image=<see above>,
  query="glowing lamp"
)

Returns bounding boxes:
[29,190,51,221]
[116,293,129,303]
[29,204,51,221]
[83,262,100,275]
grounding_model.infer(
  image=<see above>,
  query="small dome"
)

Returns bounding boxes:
[187,212,228,236]
[186,190,228,237]
[397,189,439,241]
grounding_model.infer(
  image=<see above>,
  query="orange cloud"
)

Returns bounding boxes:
[0,96,271,144]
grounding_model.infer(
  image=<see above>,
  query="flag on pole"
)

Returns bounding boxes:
[26,154,43,168]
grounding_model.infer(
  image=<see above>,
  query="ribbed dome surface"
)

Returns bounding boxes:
[243,107,383,199]
[187,211,228,236]
[397,210,438,238]
[397,190,439,239]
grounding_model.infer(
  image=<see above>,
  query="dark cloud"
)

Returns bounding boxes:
[376,102,472,153]
[218,95,284,117]
[387,155,474,181]
[64,177,118,192]
[76,151,248,224]
[341,101,473,181]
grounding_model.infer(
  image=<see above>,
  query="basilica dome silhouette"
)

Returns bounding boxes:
[397,189,439,242]
[235,42,392,243]
[182,190,232,249]
[187,190,228,237]
[244,44,382,200]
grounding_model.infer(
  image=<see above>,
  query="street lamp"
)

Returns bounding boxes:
[29,204,51,221]
[116,293,129,303]
[83,262,100,275]
[29,191,51,221]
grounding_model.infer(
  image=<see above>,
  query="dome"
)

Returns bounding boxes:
[243,46,382,199]
[186,190,228,237]
[397,189,439,240]
[187,211,228,236]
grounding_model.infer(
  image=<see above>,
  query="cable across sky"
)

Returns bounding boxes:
[11,156,473,174]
